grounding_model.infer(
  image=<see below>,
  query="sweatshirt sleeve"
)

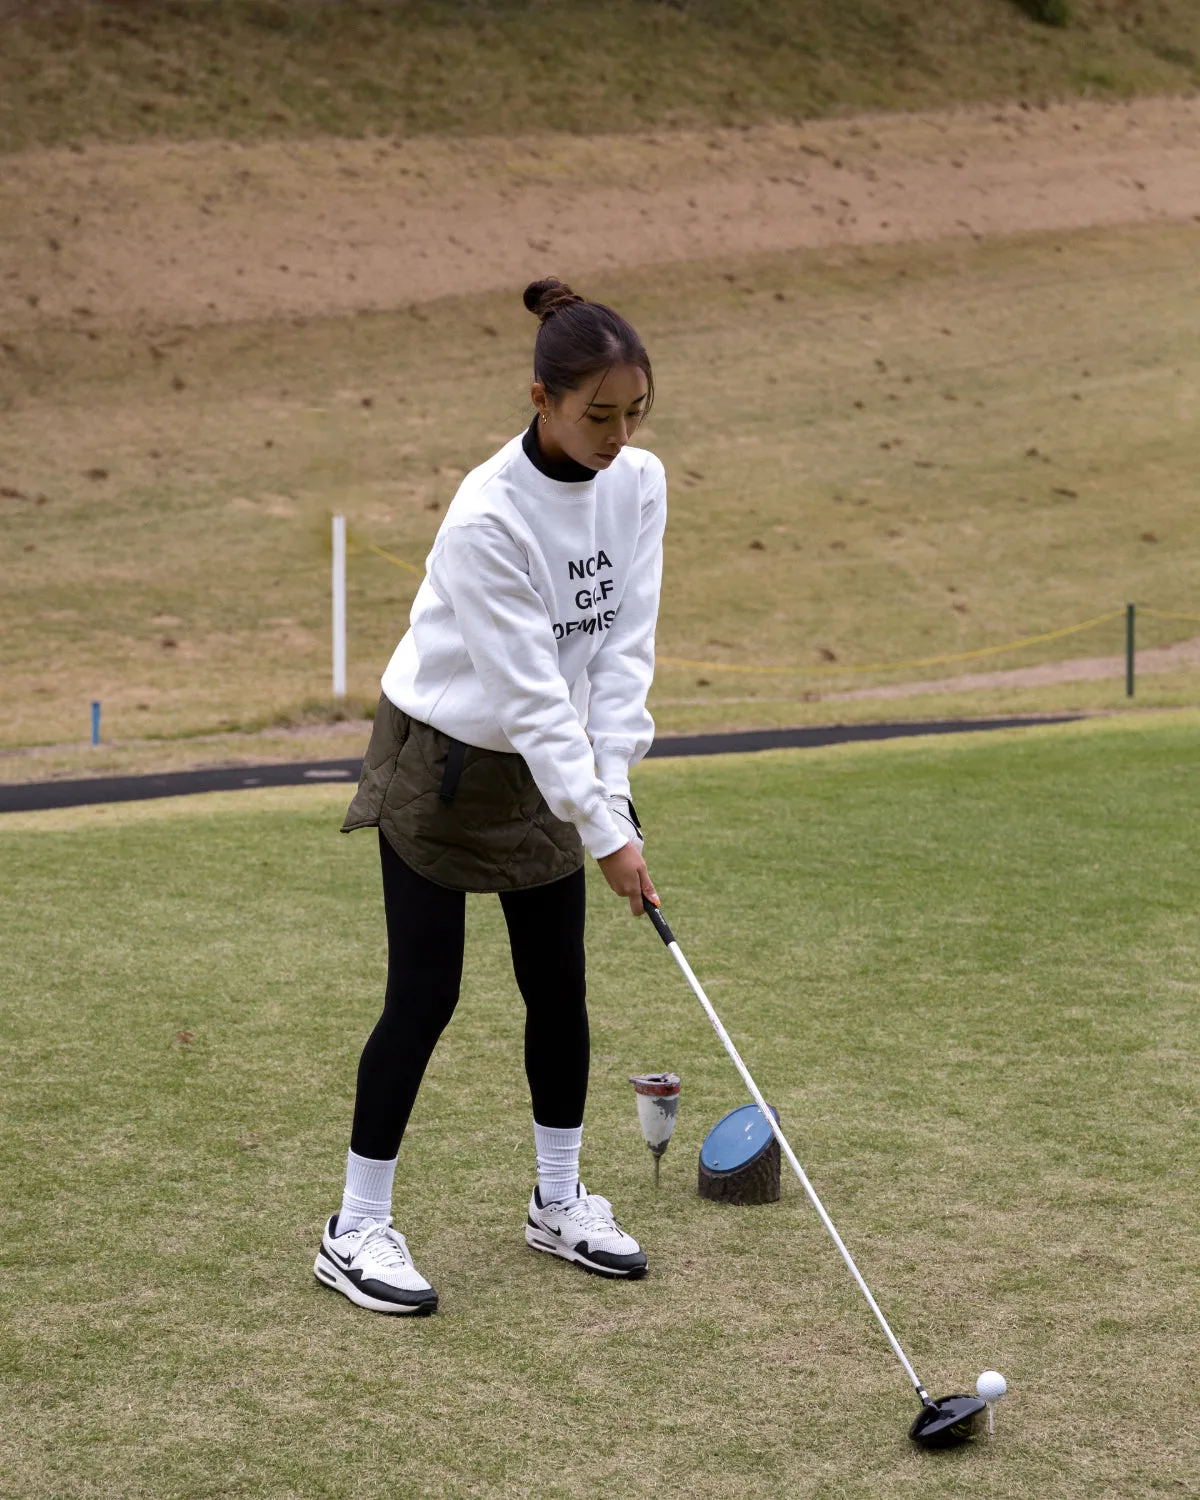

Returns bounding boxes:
[437,522,626,860]
[587,473,667,799]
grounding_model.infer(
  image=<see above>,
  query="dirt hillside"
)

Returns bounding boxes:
[3,95,1200,332]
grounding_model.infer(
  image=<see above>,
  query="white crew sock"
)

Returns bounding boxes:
[534,1122,583,1206]
[336,1149,398,1236]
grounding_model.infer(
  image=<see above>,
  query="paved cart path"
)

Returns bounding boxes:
[0,715,1080,813]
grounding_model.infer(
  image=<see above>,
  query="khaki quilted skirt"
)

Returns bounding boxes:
[341,695,584,892]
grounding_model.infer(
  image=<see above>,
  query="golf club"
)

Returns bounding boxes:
[642,896,986,1449]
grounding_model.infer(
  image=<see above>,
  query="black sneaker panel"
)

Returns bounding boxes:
[576,1243,648,1273]
[355,1271,438,1308]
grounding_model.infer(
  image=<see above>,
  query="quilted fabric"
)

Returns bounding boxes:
[341,696,584,892]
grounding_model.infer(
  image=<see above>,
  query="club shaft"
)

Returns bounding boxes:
[663,937,929,1401]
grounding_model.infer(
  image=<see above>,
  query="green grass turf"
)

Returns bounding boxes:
[4,222,1198,757]
[3,0,1200,154]
[1,713,1196,1497]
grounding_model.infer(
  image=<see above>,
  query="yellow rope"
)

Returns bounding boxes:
[659,610,1127,676]
[1140,607,1200,625]
[367,542,424,577]
[362,542,1195,672]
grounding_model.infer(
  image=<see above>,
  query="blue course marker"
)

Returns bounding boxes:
[91,701,101,746]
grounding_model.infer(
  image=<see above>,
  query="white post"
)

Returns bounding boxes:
[331,513,347,699]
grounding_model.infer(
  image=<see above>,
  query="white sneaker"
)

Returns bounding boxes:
[313,1215,438,1315]
[525,1183,648,1279]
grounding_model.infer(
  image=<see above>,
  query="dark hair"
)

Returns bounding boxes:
[523,277,654,417]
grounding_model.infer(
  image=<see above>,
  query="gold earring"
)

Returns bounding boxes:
[540,412,547,423]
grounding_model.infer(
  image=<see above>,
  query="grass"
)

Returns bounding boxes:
[3,220,1198,761]
[2,0,1200,155]
[2,713,1197,1496]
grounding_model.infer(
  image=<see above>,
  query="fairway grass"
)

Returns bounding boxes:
[4,221,1199,756]
[2,716,1196,1497]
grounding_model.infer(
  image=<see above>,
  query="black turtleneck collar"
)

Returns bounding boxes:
[522,417,598,483]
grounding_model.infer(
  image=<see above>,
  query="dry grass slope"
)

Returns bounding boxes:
[2,7,1198,775]
[3,0,1200,154]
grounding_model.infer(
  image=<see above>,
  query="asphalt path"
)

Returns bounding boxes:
[0,716,1080,814]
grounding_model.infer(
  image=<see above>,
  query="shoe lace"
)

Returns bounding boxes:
[358,1221,413,1270]
[560,1192,621,1235]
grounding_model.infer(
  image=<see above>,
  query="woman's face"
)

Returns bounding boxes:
[532,363,649,471]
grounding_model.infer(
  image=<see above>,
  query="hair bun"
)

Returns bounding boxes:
[523,277,585,323]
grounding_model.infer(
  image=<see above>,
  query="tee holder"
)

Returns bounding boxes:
[628,1073,681,1186]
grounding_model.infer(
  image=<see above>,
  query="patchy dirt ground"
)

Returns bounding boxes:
[3,96,1200,331]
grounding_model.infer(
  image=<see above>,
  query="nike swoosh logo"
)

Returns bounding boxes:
[546,1224,562,1237]
[326,1244,355,1269]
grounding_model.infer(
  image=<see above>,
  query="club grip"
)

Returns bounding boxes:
[643,896,676,946]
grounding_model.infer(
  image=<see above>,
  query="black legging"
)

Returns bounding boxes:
[349,830,589,1160]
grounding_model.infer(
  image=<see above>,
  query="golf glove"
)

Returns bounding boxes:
[608,794,644,852]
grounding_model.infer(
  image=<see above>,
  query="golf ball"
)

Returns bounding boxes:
[976,1370,1007,1403]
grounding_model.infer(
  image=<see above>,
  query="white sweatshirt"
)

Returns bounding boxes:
[380,431,667,860]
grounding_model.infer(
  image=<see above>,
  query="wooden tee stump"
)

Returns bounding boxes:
[698,1102,781,1206]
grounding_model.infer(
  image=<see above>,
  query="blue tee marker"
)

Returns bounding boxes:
[91,701,101,746]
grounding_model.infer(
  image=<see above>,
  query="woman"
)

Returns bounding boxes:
[313,278,667,1315]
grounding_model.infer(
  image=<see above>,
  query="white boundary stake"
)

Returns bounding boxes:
[644,900,931,1403]
[332,514,347,699]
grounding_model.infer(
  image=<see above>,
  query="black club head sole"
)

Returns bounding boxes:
[909,1394,988,1449]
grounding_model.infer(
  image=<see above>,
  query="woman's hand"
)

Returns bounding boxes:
[597,842,657,916]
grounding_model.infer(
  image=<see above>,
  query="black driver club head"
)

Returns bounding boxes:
[909,1394,988,1449]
